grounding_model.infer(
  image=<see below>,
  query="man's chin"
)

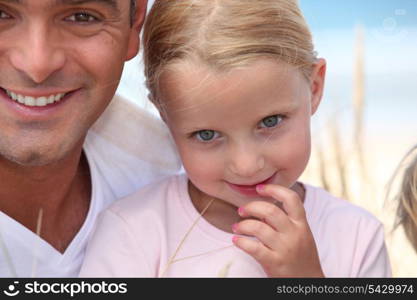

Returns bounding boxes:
[2,152,55,167]
[0,132,87,168]
[0,146,70,167]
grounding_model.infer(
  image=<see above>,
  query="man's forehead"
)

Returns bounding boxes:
[0,0,123,9]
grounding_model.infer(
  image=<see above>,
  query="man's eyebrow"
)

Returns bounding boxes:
[0,0,20,3]
[0,0,120,12]
[56,0,119,12]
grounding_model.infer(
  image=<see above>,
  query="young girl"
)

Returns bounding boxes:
[392,145,417,254]
[80,0,391,277]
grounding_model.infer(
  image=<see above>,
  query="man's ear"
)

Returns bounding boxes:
[310,58,326,115]
[126,0,148,61]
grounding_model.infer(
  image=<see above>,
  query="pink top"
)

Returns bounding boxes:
[80,174,391,277]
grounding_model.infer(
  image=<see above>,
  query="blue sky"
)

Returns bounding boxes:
[299,0,417,30]
[286,1,417,142]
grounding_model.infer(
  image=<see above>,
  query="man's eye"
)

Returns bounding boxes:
[0,10,12,19]
[195,130,219,142]
[259,115,283,128]
[66,12,98,23]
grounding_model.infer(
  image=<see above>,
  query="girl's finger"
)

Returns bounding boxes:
[233,219,282,250]
[238,200,293,232]
[256,184,306,222]
[232,235,275,267]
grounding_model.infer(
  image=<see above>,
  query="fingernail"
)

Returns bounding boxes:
[232,223,238,233]
[237,207,244,216]
[256,184,266,192]
[232,236,239,243]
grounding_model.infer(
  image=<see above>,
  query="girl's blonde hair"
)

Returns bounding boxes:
[143,0,317,107]
[390,145,417,253]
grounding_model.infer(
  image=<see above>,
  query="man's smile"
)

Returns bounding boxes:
[3,89,67,107]
[0,87,79,110]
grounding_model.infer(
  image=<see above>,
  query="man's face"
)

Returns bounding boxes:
[0,0,142,166]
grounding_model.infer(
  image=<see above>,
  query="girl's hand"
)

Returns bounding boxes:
[232,184,324,277]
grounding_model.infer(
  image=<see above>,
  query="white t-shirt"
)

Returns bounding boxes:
[80,174,392,277]
[0,95,181,277]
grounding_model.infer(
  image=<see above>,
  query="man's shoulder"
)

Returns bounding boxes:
[88,95,180,168]
[83,95,182,200]
[91,95,163,137]
[85,94,181,174]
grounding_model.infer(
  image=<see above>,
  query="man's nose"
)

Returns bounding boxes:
[228,143,265,178]
[9,24,66,84]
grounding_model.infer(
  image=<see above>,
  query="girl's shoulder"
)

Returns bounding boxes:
[302,183,383,229]
[104,173,188,224]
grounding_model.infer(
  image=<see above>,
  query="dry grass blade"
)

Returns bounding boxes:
[171,245,234,264]
[353,25,365,152]
[316,140,331,193]
[218,261,233,278]
[352,24,371,193]
[31,208,43,278]
[330,118,349,201]
[160,198,214,277]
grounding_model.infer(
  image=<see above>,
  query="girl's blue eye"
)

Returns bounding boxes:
[260,115,282,128]
[196,130,218,142]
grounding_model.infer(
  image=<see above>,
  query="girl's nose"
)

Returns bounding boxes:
[228,145,265,178]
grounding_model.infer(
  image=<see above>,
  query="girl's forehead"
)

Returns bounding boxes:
[158,59,307,109]
[157,59,309,125]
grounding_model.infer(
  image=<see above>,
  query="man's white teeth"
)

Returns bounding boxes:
[5,90,66,107]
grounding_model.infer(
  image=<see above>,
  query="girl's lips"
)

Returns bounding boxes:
[227,173,276,196]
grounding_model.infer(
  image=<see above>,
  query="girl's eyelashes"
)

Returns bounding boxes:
[259,115,284,129]
[193,130,219,142]
[190,115,284,142]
